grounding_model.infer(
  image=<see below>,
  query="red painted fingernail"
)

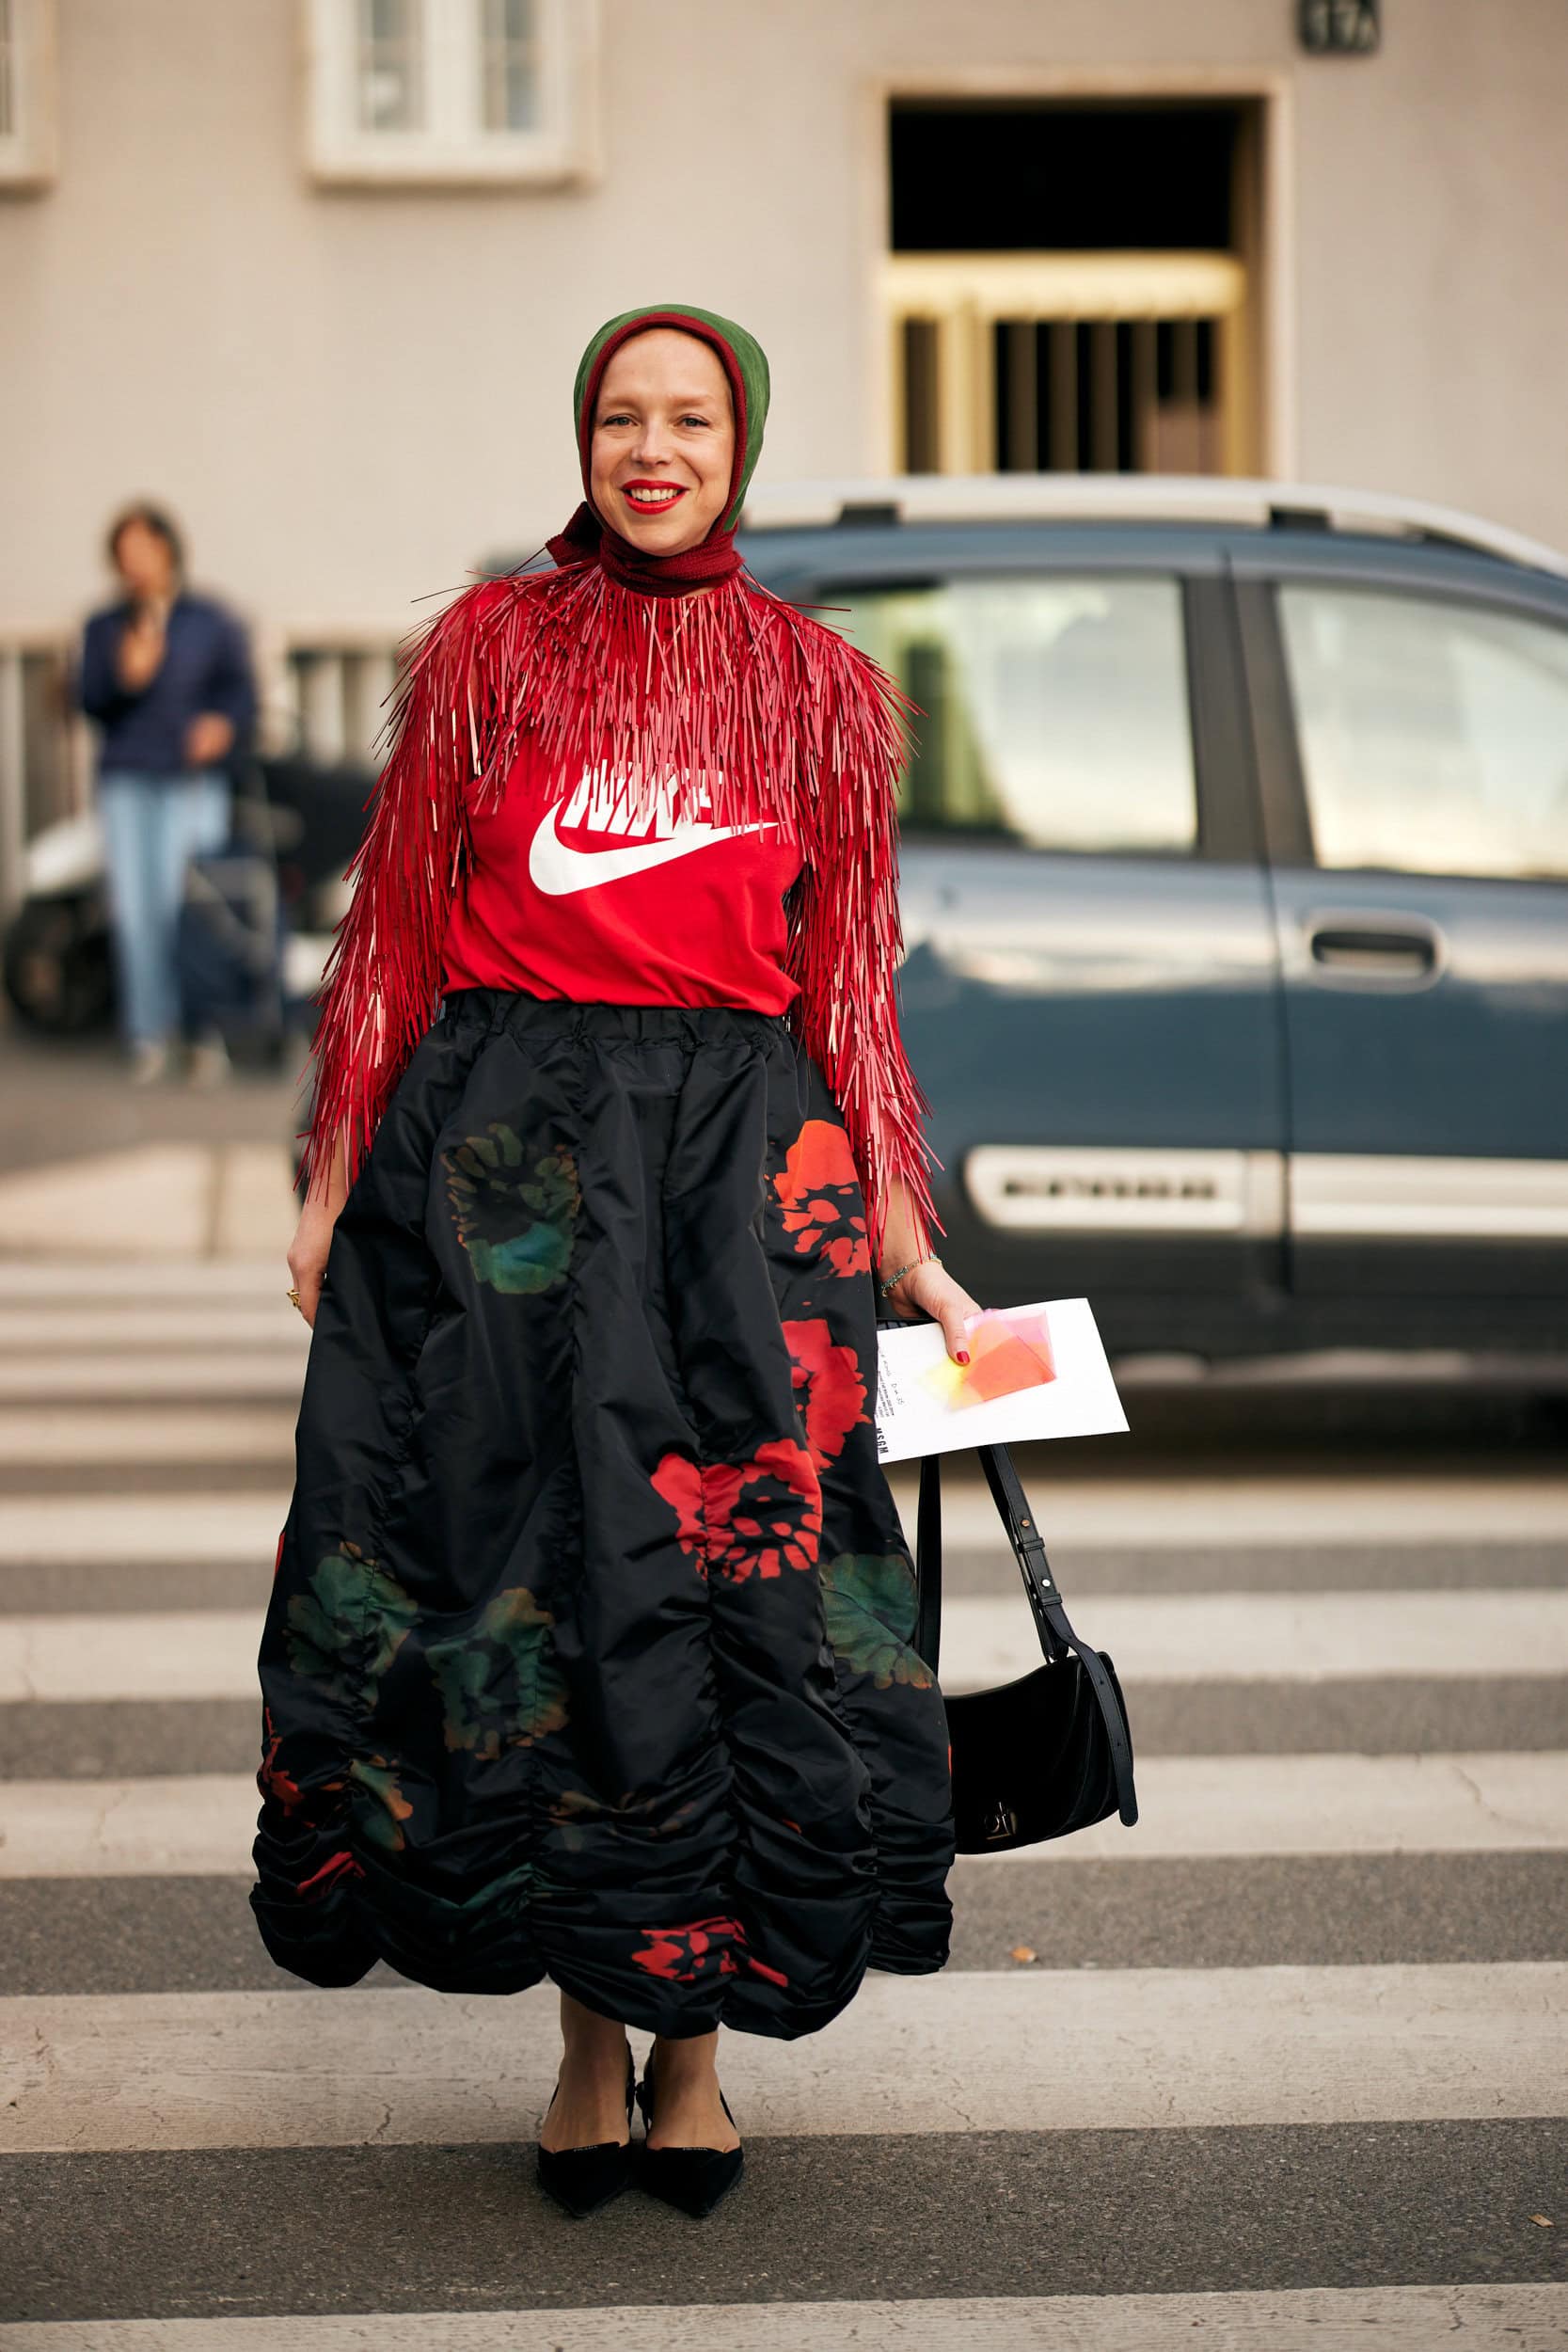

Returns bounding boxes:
[956,1351,970,1365]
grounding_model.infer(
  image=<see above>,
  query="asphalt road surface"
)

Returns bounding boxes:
[0,1255,1564,2350]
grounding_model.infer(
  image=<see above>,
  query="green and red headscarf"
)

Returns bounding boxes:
[546,304,770,597]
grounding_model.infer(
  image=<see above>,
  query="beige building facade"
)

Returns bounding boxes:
[2,0,1566,773]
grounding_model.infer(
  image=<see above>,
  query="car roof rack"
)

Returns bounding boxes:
[738,474,1568,581]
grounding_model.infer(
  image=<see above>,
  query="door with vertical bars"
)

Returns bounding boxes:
[885,252,1252,478]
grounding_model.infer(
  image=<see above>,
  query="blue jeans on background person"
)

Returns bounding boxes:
[99,770,230,1047]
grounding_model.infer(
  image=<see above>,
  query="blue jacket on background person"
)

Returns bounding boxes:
[78,592,257,780]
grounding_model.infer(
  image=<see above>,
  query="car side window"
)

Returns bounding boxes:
[820,576,1197,853]
[1278,584,1568,882]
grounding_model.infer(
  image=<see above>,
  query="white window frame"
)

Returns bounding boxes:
[302,0,601,189]
[0,0,58,192]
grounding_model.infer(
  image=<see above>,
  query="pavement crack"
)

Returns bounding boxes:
[1448,1756,1543,1836]
[24,2019,63,2100]
[91,1782,134,1850]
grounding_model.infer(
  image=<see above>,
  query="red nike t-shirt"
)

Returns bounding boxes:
[439,739,806,1013]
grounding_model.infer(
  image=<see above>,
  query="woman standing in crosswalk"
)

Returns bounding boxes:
[253,303,975,2218]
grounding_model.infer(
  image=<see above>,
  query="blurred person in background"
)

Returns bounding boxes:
[254,304,975,2223]
[76,502,257,1084]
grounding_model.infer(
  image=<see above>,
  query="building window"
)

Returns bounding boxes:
[356,0,423,134]
[480,0,540,132]
[0,0,58,191]
[304,0,599,187]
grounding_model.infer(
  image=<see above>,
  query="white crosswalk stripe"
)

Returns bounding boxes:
[5,1964,1565,2153]
[0,1261,289,1300]
[0,1406,297,1467]
[4,2286,1567,2351]
[8,1442,1568,1542]
[8,1750,1566,1877]
[1,1256,1563,2339]
[5,1587,1565,1696]
[0,1504,287,1570]
[0,1354,309,1402]
[0,1307,310,1350]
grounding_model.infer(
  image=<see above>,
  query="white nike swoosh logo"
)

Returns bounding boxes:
[528,803,773,896]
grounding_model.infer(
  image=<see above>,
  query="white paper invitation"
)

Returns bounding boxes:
[873,1297,1129,1464]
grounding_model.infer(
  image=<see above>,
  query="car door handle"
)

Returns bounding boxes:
[1305,914,1446,988]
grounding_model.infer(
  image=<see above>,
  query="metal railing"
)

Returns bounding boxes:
[277,638,401,769]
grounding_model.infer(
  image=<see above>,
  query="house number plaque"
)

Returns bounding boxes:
[1299,0,1380,53]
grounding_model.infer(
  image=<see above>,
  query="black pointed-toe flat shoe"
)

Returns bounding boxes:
[536,2042,638,2218]
[635,2055,745,2218]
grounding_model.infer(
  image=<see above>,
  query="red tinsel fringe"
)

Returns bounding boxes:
[300,564,942,1263]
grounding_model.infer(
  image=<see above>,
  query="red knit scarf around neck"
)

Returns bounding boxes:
[545,498,742,596]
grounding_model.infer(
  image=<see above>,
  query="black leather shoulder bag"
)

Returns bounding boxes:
[915,1443,1139,1852]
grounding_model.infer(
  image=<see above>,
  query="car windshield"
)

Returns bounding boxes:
[814,575,1198,855]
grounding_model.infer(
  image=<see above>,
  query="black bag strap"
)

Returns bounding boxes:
[915,1444,942,1673]
[914,1443,1138,1829]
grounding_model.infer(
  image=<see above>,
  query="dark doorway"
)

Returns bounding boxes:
[891,102,1239,253]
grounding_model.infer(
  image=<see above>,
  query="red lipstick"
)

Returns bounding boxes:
[621,480,689,514]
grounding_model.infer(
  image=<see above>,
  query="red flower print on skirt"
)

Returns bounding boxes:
[651,1438,820,1581]
[296,1850,365,1901]
[773,1119,870,1277]
[783,1315,866,1470]
[631,1914,789,1989]
[258,1703,307,1813]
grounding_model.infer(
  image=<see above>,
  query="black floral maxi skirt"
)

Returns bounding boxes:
[251,991,955,2039]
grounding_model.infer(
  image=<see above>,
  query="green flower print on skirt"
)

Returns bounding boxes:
[350,1753,414,1852]
[285,1543,418,1714]
[427,1586,570,1759]
[820,1551,934,1692]
[444,1125,581,1295]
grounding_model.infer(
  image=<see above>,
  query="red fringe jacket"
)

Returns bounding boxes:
[300,562,940,1263]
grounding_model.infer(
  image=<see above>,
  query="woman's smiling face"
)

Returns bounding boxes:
[589,328,736,558]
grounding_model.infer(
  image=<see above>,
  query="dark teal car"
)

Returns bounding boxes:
[736,479,1568,1364]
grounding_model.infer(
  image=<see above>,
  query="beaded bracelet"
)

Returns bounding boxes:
[878,1251,942,1298]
